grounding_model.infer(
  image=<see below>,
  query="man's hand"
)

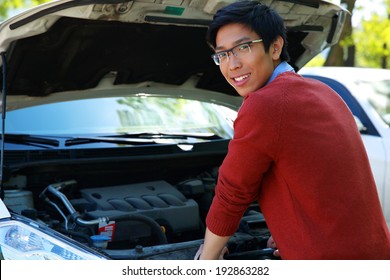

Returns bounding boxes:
[194,244,229,260]
[267,236,280,257]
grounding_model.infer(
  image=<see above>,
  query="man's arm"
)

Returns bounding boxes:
[198,228,230,260]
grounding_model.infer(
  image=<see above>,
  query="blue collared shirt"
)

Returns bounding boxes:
[265,61,295,86]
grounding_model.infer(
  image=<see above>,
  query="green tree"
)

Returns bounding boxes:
[0,0,50,20]
[324,0,390,69]
[353,0,390,68]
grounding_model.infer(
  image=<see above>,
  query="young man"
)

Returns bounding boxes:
[197,0,390,259]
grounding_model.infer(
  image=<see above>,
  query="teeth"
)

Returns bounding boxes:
[234,74,249,82]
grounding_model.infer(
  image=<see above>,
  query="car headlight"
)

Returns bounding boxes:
[0,220,108,260]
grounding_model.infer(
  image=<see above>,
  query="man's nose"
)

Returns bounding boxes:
[228,51,241,69]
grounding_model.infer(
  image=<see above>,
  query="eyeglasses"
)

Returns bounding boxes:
[211,39,263,65]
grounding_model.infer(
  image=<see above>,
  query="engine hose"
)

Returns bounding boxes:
[57,228,93,247]
[108,214,168,245]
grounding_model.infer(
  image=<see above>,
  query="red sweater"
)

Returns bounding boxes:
[206,72,390,259]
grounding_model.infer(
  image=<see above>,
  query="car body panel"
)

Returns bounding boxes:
[0,200,11,218]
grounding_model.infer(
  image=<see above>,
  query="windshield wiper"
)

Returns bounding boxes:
[65,132,222,147]
[0,133,60,148]
[65,136,156,146]
[122,132,222,140]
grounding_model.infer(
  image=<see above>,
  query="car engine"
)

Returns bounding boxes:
[72,180,202,245]
[3,156,275,260]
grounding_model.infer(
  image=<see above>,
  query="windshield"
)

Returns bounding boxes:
[3,96,237,139]
[357,79,390,126]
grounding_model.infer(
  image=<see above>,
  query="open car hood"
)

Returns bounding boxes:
[0,0,348,100]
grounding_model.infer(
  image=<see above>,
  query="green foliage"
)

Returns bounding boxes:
[354,15,390,68]
[353,0,390,68]
[0,0,51,21]
[305,54,326,67]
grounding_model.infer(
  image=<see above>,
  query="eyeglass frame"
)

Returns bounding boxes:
[211,39,263,65]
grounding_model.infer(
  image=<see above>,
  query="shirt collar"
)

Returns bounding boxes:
[265,61,295,86]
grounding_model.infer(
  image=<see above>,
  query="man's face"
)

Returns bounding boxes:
[214,23,280,97]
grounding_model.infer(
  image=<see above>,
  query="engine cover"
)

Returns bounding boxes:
[71,180,200,242]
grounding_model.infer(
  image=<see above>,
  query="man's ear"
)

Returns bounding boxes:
[271,36,284,60]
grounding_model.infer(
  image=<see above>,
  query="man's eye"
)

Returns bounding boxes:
[217,52,228,60]
[237,44,250,52]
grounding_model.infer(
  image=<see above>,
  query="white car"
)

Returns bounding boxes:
[0,0,348,260]
[299,66,390,229]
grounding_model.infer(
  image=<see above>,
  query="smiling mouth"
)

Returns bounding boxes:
[233,74,250,82]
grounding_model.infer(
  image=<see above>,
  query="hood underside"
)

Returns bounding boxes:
[0,0,348,97]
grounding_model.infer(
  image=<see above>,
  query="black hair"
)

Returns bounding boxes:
[206,0,290,62]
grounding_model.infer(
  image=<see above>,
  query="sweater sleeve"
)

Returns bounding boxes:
[206,87,284,236]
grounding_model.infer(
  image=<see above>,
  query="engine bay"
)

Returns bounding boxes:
[2,152,276,260]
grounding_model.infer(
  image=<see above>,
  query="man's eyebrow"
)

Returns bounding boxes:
[214,37,253,51]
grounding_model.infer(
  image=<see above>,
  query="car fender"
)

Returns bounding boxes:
[381,136,390,229]
[361,134,389,228]
[0,199,11,219]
